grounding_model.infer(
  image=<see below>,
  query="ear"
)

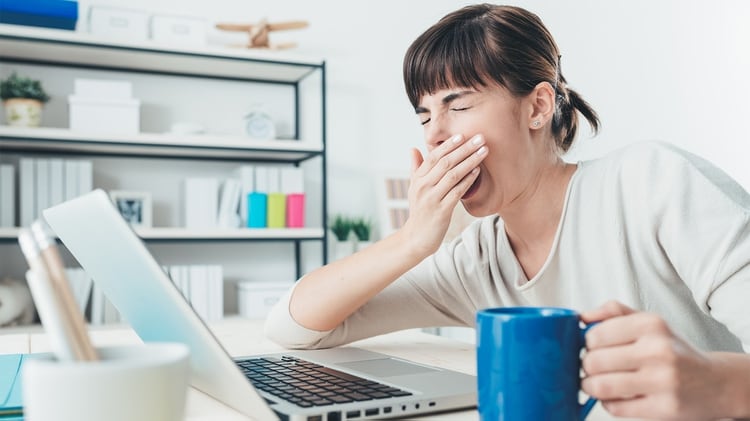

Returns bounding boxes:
[526,81,555,130]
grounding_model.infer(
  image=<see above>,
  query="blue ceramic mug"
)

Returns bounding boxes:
[476,307,597,421]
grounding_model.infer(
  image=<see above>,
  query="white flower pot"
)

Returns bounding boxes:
[354,240,372,252]
[331,239,355,261]
[4,98,43,127]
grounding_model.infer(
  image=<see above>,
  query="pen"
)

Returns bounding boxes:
[30,221,99,361]
[18,228,96,361]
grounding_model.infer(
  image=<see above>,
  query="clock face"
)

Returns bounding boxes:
[245,112,276,140]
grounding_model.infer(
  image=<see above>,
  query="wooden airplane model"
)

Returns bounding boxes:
[215,19,309,50]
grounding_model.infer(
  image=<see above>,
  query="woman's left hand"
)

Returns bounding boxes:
[580,301,728,421]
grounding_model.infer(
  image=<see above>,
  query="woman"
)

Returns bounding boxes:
[266,4,750,419]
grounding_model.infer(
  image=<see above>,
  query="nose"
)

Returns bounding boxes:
[424,115,450,150]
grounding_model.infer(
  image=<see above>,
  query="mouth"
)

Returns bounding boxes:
[461,172,481,200]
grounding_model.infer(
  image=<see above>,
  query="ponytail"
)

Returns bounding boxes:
[553,86,600,152]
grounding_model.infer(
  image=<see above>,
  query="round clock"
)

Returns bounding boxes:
[244,109,276,140]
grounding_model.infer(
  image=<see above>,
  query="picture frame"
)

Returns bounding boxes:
[109,190,153,228]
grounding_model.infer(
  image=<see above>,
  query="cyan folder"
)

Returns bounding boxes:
[0,353,25,418]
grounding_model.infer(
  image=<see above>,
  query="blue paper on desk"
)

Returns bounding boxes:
[0,354,25,418]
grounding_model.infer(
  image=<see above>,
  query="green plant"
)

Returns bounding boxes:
[329,214,352,241]
[0,72,50,102]
[351,218,372,242]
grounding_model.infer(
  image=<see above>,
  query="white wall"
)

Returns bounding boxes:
[3,1,750,317]
[92,0,750,230]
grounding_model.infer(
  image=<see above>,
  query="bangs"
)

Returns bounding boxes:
[404,15,504,108]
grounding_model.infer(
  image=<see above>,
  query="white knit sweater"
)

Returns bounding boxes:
[265,141,750,353]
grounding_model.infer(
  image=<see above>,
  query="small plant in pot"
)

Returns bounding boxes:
[1,72,50,127]
[329,214,354,260]
[329,214,352,242]
[351,217,373,251]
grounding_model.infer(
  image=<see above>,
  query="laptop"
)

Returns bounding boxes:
[42,189,476,421]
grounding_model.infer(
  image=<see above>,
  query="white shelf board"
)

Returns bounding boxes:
[0,126,323,161]
[0,24,323,83]
[0,227,324,241]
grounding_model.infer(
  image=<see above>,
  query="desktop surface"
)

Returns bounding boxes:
[1,317,642,420]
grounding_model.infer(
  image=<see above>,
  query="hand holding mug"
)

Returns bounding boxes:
[581,301,728,420]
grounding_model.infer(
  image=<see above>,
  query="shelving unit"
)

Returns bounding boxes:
[0,24,328,280]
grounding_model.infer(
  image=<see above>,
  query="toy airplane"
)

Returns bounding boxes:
[215,19,309,49]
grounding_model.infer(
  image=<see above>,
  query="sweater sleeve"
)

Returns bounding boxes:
[633,142,750,350]
[263,220,495,349]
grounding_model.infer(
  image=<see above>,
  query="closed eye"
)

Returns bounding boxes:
[451,107,470,112]
[420,118,431,125]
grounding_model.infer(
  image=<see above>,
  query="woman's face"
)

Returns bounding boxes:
[416,84,543,216]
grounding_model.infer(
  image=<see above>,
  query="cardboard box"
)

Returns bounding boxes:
[88,6,149,41]
[237,280,292,319]
[68,96,140,134]
[150,14,207,46]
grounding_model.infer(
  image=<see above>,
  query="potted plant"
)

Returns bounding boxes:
[1,72,50,127]
[351,217,373,251]
[329,214,354,260]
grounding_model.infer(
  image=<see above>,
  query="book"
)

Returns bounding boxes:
[233,165,254,227]
[0,164,15,227]
[217,178,241,228]
[188,265,209,321]
[78,160,93,195]
[183,178,219,228]
[49,158,64,207]
[19,158,35,228]
[0,354,24,417]
[35,159,50,219]
[63,160,79,201]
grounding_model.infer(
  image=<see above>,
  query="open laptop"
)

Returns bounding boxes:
[42,189,476,421]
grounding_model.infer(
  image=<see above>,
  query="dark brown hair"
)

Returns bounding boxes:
[403,4,599,152]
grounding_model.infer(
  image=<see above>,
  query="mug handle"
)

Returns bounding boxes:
[578,322,599,420]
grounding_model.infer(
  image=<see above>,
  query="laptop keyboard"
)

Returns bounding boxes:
[237,355,413,408]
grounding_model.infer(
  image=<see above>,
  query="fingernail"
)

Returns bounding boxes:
[471,135,483,145]
[476,146,487,156]
[451,134,463,143]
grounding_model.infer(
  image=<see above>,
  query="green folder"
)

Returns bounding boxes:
[0,354,24,418]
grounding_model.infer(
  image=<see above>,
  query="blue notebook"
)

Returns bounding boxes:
[0,354,25,419]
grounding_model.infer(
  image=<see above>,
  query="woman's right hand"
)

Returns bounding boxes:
[402,133,487,256]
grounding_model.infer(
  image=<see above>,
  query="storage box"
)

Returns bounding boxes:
[150,14,207,46]
[88,6,149,41]
[68,96,140,134]
[237,280,292,319]
[0,0,78,30]
[74,78,132,100]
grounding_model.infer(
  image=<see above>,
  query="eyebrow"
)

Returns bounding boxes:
[415,90,475,114]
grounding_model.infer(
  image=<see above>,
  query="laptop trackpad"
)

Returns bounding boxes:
[338,358,438,377]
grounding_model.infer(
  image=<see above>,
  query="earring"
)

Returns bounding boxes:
[532,120,541,127]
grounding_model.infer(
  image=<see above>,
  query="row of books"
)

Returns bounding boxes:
[164,264,224,323]
[184,164,305,229]
[65,267,120,325]
[0,158,94,228]
[62,264,224,325]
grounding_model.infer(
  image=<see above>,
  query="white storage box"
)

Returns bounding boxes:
[74,78,133,100]
[88,6,149,42]
[150,15,207,46]
[237,280,292,319]
[68,96,140,134]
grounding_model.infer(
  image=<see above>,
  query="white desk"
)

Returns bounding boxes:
[1,318,640,420]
